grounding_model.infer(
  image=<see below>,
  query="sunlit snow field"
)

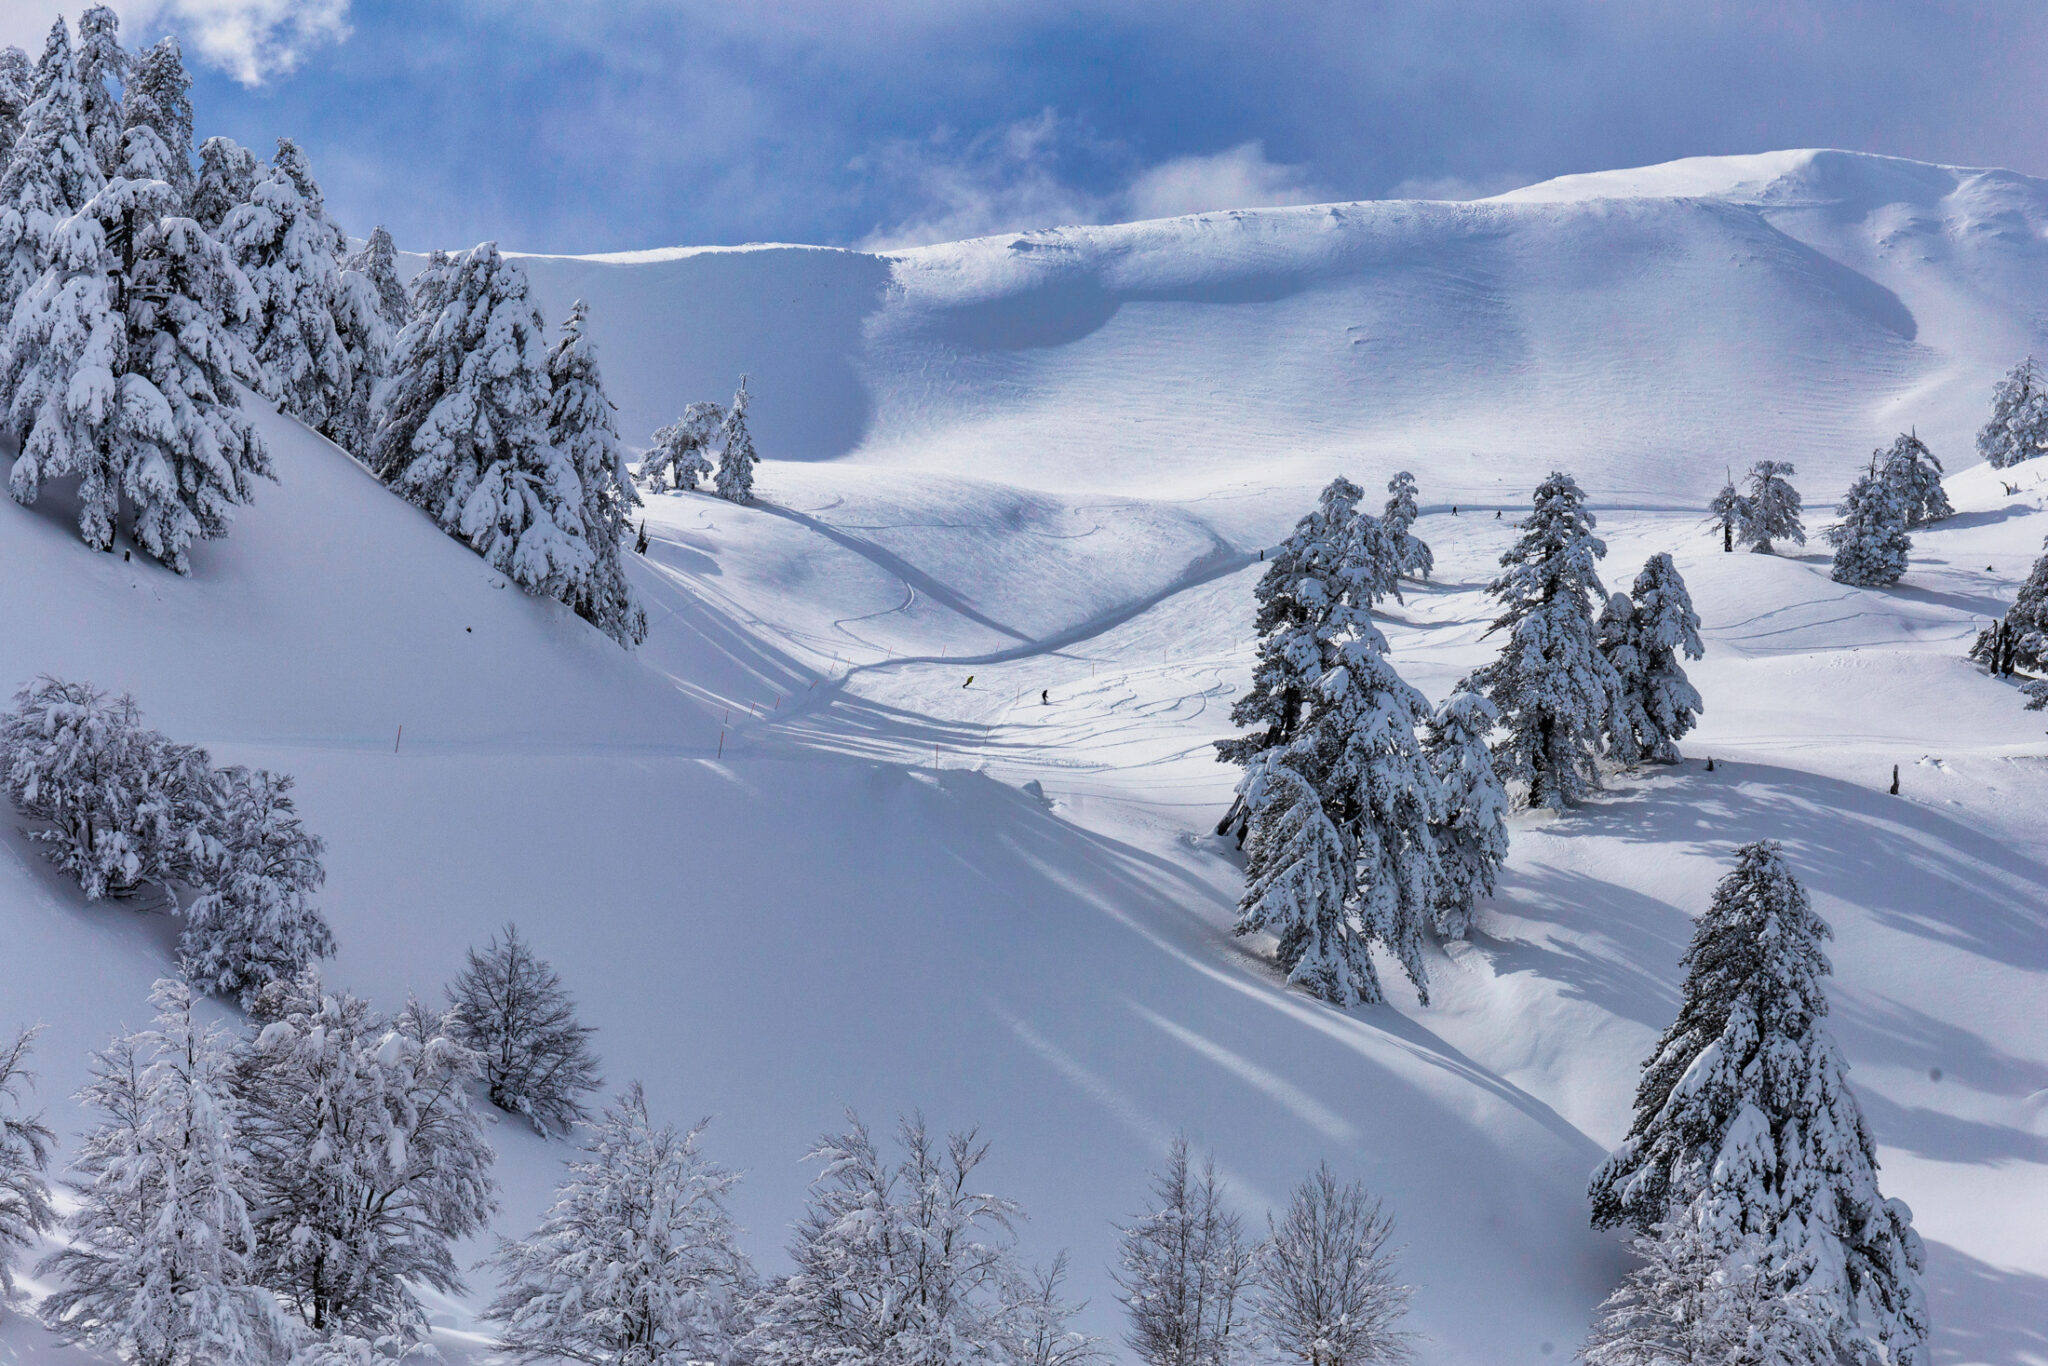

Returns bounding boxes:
[2,149,2045,1365]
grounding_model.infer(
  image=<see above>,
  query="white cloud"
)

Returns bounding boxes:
[1121,140,1325,220]
[855,110,1109,250]
[857,119,1338,249]
[1384,171,1531,201]
[0,0,350,85]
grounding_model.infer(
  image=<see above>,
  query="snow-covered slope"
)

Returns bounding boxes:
[4,150,2047,1365]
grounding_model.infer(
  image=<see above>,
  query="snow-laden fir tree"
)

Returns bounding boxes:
[0,677,211,902]
[1878,431,1951,528]
[748,1112,1076,1366]
[0,19,104,331]
[1253,1164,1412,1366]
[1976,355,2048,469]
[189,135,256,234]
[221,144,353,441]
[371,241,594,603]
[1465,471,1621,811]
[180,767,333,1005]
[1235,762,1366,1004]
[1380,470,1432,579]
[2,184,127,549]
[230,973,497,1340]
[1112,1135,1253,1366]
[72,5,126,177]
[343,226,409,333]
[484,1084,755,1366]
[1703,469,1745,553]
[39,978,288,1366]
[0,45,31,167]
[446,923,602,1134]
[1257,627,1444,1005]
[639,402,722,493]
[1587,841,1928,1366]
[1827,458,1912,588]
[1215,477,1398,823]
[549,300,647,646]
[1421,689,1507,940]
[1599,553,1704,766]
[0,1026,55,1318]
[1736,460,1803,554]
[1970,537,2048,675]
[712,375,757,504]
[120,36,192,207]
[1583,1217,1829,1366]
[120,209,270,571]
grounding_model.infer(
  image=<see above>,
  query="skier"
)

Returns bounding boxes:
[1041,689,1049,704]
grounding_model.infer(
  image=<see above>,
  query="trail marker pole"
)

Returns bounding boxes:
[394,725,402,754]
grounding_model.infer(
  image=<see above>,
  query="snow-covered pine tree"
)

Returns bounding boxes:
[231,972,497,1340]
[1827,458,1912,588]
[1111,1135,1253,1366]
[1587,841,1928,1366]
[0,1025,55,1317]
[0,676,211,902]
[1583,1217,1829,1366]
[2,182,127,549]
[221,144,353,439]
[484,1084,755,1365]
[72,5,126,177]
[639,402,722,493]
[40,978,280,1366]
[445,923,602,1135]
[1736,460,1803,554]
[548,300,646,646]
[1600,553,1704,766]
[1703,469,1745,553]
[1465,472,1621,811]
[749,1113,1070,1366]
[342,226,408,333]
[1421,690,1507,940]
[1970,538,2048,675]
[1878,431,1952,528]
[1976,355,2048,469]
[1216,478,1391,801]
[1252,1164,1412,1366]
[1236,760,1368,1004]
[0,19,104,332]
[1294,629,1444,1004]
[371,241,594,604]
[1381,470,1432,579]
[713,375,757,504]
[121,36,192,207]
[0,46,31,168]
[180,766,333,1005]
[188,136,256,234]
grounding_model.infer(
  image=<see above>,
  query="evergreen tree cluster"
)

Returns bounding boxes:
[1586,842,1927,1366]
[369,246,648,645]
[1216,473,1475,1006]
[0,12,649,646]
[1970,536,2048,676]
[1220,471,1706,1004]
[637,375,761,506]
[1469,472,1705,812]
[0,675,334,1002]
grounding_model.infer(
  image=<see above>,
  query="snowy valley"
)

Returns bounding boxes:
[0,24,2045,1364]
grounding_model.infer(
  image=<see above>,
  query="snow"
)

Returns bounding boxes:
[2,148,2046,1364]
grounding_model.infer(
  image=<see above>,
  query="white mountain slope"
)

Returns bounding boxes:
[0,149,2043,1365]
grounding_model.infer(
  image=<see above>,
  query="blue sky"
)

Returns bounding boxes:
[9,1,2048,255]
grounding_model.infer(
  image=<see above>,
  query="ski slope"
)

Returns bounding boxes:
[2,149,2046,1365]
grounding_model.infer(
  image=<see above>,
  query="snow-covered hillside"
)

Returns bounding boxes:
[4,150,2047,1365]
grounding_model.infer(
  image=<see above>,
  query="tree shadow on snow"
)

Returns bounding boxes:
[1921,1239,2048,1366]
